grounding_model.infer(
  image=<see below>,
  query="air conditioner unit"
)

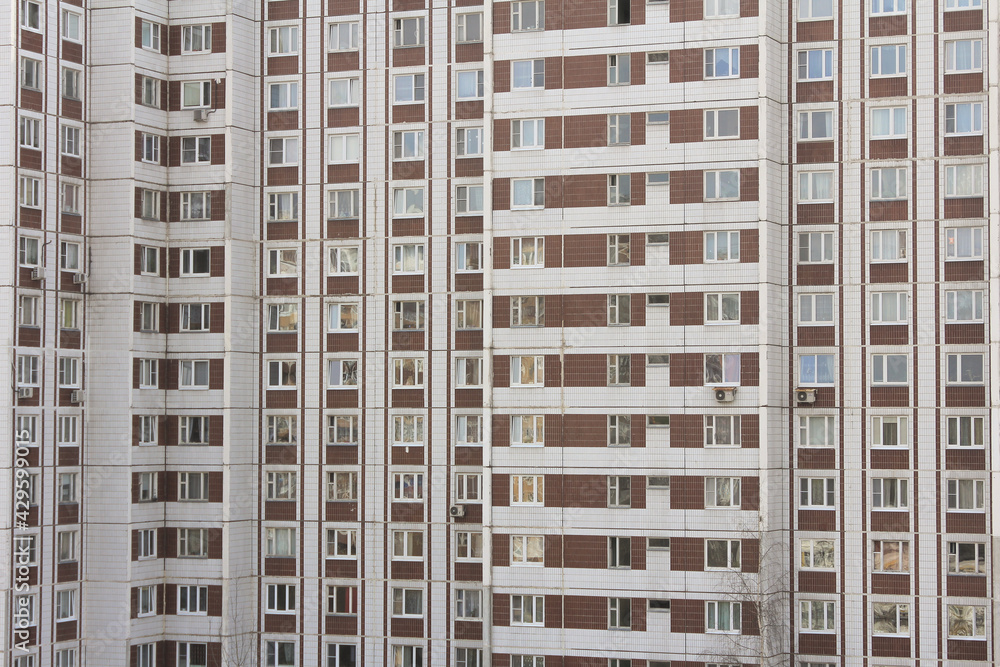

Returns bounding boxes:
[449,505,466,518]
[795,388,817,404]
[713,387,736,403]
[193,109,209,122]
[17,387,33,399]
[70,390,84,404]
[72,273,87,284]
[30,268,42,281]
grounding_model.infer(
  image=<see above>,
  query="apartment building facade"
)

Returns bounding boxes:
[0,0,996,664]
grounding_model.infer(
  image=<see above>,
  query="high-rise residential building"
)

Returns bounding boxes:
[1,0,996,664]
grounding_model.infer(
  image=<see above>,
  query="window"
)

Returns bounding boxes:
[267,584,296,613]
[329,189,360,219]
[20,57,42,90]
[512,0,545,30]
[138,358,158,389]
[871,292,908,324]
[19,116,40,149]
[456,649,482,667]
[609,598,632,630]
[267,471,297,500]
[608,355,631,386]
[178,528,208,557]
[705,353,741,385]
[705,293,740,324]
[456,589,482,619]
[512,415,544,446]
[945,102,982,135]
[59,241,81,272]
[140,190,159,220]
[456,187,484,215]
[267,360,297,389]
[329,78,360,106]
[393,301,425,330]
[54,589,76,621]
[19,176,40,208]
[140,20,161,50]
[602,536,631,569]
[393,17,425,47]
[706,415,741,447]
[512,119,545,149]
[61,182,81,214]
[873,603,909,635]
[393,473,425,501]
[512,59,545,89]
[705,47,740,78]
[18,295,38,327]
[179,136,211,165]
[55,651,76,667]
[800,477,835,508]
[797,49,833,80]
[871,45,906,77]
[608,295,631,326]
[798,231,833,264]
[508,535,545,566]
[328,415,359,445]
[705,0,739,16]
[267,303,298,333]
[456,415,483,446]
[512,475,544,505]
[872,0,905,13]
[269,137,299,166]
[329,246,360,275]
[797,110,834,140]
[947,353,984,384]
[706,601,741,633]
[394,588,424,618]
[327,471,356,501]
[512,356,544,386]
[945,39,982,73]
[393,358,425,388]
[512,658,545,667]
[606,234,631,265]
[393,188,424,216]
[799,293,834,325]
[872,415,908,448]
[948,541,985,574]
[266,642,296,667]
[800,600,835,632]
[456,358,483,388]
[872,478,908,509]
[608,174,631,205]
[394,74,426,104]
[608,54,631,85]
[21,0,41,30]
[798,353,835,387]
[608,476,631,508]
[511,296,544,326]
[328,359,359,388]
[266,249,298,278]
[873,540,909,572]
[136,645,155,667]
[16,354,39,388]
[799,0,833,19]
[947,415,985,447]
[948,478,985,510]
[137,585,156,616]
[138,529,156,559]
[181,81,212,108]
[328,22,359,51]
[946,0,980,6]
[391,647,423,667]
[57,415,77,447]
[61,126,81,157]
[179,472,209,501]
[948,605,986,638]
[137,471,157,502]
[178,585,208,614]
[456,127,483,156]
[269,82,298,111]
[58,357,80,388]
[328,134,360,165]
[456,70,484,100]
[457,13,483,42]
[327,529,358,559]
[179,416,209,445]
[870,167,907,200]
[59,298,79,329]
[269,25,298,54]
[180,193,211,221]
[393,244,424,274]
[61,67,81,100]
[800,539,834,569]
[704,170,740,200]
[179,360,210,389]
[393,530,424,559]
[176,303,210,332]
[799,171,833,202]
[705,477,741,508]
[944,227,983,261]
[266,527,296,557]
[871,106,906,138]
[945,164,984,197]
[329,303,359,331]
[179,25,212,53]
[705,109,739,139]
[512,595,545,625]
[872,353,908,385]
[608,114,631,145]
[706,539,741,569]
[15,416,37,445]
[327,586,359,614]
